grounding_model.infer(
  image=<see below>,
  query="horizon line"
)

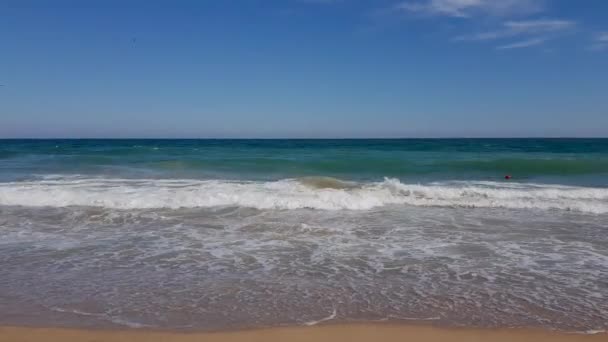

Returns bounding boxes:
[1,136,607,140]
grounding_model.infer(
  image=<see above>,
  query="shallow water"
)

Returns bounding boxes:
[0,139,607,331]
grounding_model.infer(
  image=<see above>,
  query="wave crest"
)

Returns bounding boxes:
[0,177,607,213]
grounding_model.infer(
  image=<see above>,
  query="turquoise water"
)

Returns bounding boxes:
[1,139,607,331]
[2,139,608,184]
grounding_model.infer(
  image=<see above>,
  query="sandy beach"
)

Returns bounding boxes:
[1,324,606,342]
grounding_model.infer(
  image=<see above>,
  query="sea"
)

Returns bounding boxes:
[0,139,607,332]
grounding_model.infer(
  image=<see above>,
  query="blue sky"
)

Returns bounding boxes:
[1,0,607,138]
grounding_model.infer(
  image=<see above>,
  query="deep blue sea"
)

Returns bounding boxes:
[1,139,607,332]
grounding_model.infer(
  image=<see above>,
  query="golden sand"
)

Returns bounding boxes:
[1,324,606,342]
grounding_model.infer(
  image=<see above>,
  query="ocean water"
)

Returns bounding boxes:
[0,139,607,331]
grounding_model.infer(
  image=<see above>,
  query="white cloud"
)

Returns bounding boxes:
[397,0,544,18]
[398,0,482,17]
[589,32,608,51]
[504,19,573,33]
[496,37,546,49]
[391,1,579,51]
[456,19,575,41]
[597,32,608,42]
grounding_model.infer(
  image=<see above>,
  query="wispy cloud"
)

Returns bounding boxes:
[397,0,544,18]
[496,37,546,49]
[456,19,575,41]
[589,31,608,51]
[377,1,583,51]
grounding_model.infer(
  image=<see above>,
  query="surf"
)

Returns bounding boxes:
[0,177,607,213]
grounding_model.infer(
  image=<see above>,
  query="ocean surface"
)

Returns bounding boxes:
[0,139,607,332]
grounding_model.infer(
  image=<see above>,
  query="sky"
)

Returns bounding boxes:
[1,0,607,138]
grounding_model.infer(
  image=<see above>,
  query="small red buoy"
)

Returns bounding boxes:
[504,175,512,180]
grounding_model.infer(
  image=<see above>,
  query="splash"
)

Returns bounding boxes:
[1,176,607,213]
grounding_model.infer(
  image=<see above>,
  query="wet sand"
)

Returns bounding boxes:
[1,324,606,342]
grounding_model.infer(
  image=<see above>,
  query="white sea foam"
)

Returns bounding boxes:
[303,308,337,326]
[0,177,607,213]
[51,307,152,328]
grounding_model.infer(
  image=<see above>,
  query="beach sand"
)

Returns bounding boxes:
[1,324,606,342]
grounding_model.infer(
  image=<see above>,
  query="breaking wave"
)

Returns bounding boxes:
[0,176,607,213]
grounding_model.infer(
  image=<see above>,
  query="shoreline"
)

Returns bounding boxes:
[1,324,606,342]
